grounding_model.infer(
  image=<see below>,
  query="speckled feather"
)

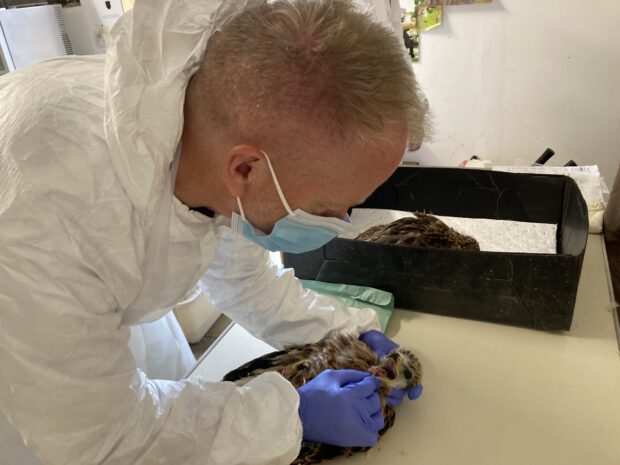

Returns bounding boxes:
[356,212,480,250]
[222,334,422,465]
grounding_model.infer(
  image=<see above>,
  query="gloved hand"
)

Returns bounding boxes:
[386,384,423,407]
[360,330,424,407]
[297,369,384,447]
[359,330,399,357]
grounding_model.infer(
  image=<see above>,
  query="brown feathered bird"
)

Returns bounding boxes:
[356,212,480,250]
[223,333,422,465]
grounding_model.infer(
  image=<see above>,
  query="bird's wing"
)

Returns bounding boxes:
[222,349,290,383]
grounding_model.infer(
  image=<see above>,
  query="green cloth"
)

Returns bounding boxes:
[300,280,394,333]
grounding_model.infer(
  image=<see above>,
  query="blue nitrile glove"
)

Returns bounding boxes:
[386,384,424,406]
[359,330,399,357]
[360,330,424,407]
[297,369,384,447]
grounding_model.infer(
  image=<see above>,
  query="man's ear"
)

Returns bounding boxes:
[222,144,264,198]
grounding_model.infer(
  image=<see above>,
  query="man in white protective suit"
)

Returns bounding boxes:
[0,0,428,464]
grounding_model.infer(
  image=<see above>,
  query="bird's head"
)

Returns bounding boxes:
[456,234,480,251]
[369,348,422,389]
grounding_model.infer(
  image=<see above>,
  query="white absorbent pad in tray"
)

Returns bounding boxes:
[341,209,558,254]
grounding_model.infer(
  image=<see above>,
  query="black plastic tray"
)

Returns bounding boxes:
[283,167,589,330]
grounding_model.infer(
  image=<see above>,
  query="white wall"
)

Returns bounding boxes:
[405,0,620,184]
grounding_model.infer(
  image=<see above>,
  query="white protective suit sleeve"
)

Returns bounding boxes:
[201,230,381,350]
[0,192,301,465]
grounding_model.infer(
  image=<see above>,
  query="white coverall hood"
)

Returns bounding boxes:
[104,0,258,219]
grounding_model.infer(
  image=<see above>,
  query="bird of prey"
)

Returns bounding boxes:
[356,212,480,250]
[223,333,422,465]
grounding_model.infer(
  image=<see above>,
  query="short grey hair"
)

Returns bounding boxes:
[186,0,428,148]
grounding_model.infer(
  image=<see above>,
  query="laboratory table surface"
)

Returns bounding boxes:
[189,234,620,465]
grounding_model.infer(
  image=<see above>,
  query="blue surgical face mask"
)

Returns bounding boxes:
[231,151,351,253]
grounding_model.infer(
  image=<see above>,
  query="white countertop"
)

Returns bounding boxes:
[190,235,620,465]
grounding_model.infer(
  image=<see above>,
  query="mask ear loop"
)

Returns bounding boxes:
[236,197,247,221]
[260,150,295,215]
[236,150,294,221]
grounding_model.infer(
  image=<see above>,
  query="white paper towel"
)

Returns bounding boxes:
[341,209,558,254]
